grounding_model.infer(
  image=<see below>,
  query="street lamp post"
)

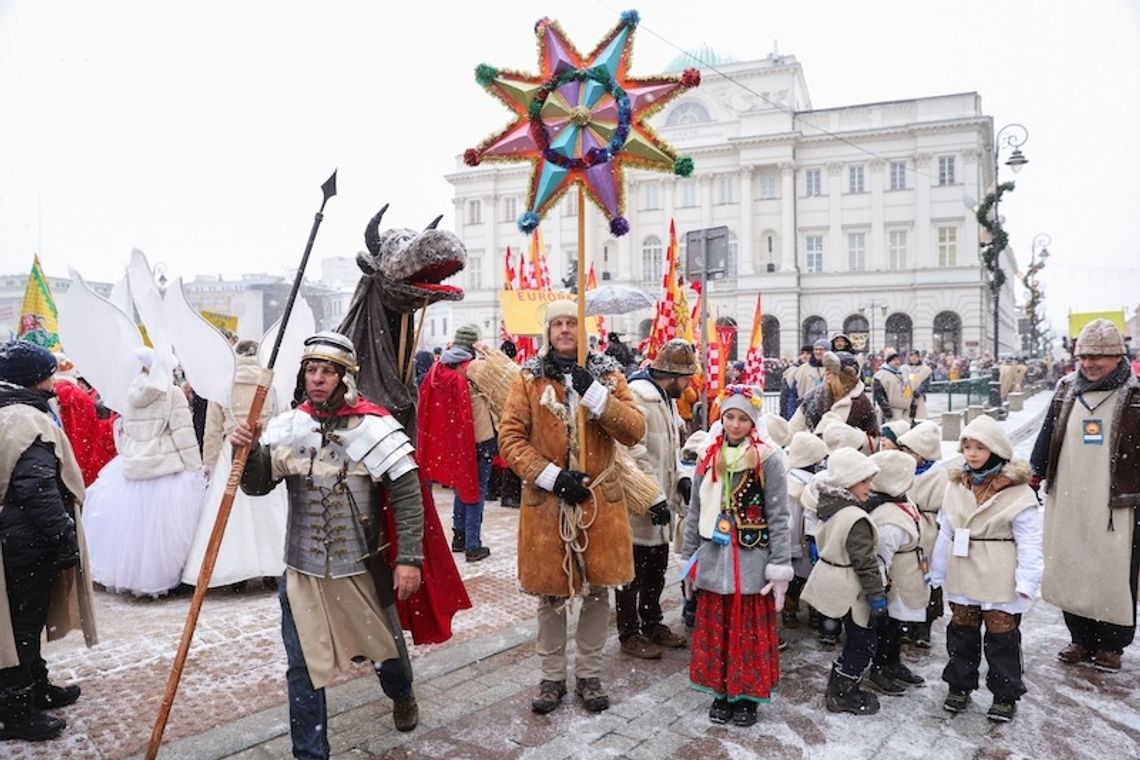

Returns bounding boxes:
[859,299,888,359]
[1022,233,1050,358]
[980,123,1029,360]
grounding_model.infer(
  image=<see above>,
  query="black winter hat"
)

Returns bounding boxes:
[0,340,58,387]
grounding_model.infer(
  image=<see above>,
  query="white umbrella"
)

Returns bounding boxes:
[584,284,657,316]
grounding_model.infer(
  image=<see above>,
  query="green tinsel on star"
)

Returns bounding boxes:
[674,156,694,177]
[474,64,499,88]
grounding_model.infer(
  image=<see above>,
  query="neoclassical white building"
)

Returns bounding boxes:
[443,49,1021,360]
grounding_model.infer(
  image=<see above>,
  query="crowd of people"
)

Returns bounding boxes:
[0,312,1137,752]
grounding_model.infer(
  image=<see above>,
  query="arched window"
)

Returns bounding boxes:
[843,314,869,353]
[802,316,827,347]
[762,314,780,358]
[885,313,913,355]
[932,311,961,355]
[641,235,663,284]
[665,101,712,127]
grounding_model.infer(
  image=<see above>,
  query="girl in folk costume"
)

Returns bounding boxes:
[929,415,1042,723]
[801,447,886,715]
[681,386,792,727]
[865,450,930,695]
[896,420,952,649]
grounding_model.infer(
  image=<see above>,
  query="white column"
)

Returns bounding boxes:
[779,162,796,271]
[700,175,713,229]
[737,166,754,275]
[486,193,499,291]
[869,159,885,271]
[827,163,843,272]
[914,153,932,271]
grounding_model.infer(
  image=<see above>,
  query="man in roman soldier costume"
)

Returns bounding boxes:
[231,331,469,758]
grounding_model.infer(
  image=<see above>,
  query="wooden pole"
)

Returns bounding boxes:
[145,170,336,759]
[404,300,430,386]
[576,185,588,465]
[397,312,410,381]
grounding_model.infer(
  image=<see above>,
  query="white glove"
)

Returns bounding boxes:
[760,579,789,612]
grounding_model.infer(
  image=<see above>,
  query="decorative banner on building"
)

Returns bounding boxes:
[16,255,61,350]
[500,289,573,335]
[465,10,700,236]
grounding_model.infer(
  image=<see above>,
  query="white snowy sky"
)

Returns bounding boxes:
[2,0,1138,331]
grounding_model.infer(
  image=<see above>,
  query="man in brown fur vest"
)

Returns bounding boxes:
[499,299,646,715]
[1031,319,1140,674]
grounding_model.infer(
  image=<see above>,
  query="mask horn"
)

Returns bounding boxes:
[425,214,443,230]
[364,204,390,254]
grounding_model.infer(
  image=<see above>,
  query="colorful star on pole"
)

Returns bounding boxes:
[465,9,700,237]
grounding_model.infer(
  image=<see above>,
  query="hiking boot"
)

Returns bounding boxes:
[575,677,610,712]
[392,693,418,732]
[986,699,1016,723]
[778,636,788,652]
[818,617,841,646]
[33,682,81,710]
[865,666,905,696]
[0,686,66,742]
[451,533,465,553]
[1091,649,1122,673]
[1057,642,1091,665]
[465,546,491,563]
[731,700,758,727]
[825,666,879,715]
[883,662,925,686]
[620,633,663,660]
[531,679,566,714]
[644,623,686,649]
[708,697,731,724]
[943,689,971,714]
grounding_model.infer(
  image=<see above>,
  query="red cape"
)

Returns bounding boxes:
[301,395,471,644]
[415,362,480,503]
[54,378,116,486]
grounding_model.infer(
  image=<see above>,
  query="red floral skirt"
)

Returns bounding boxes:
[690,590,780,701]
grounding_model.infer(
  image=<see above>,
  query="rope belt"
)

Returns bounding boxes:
[818,556,852,568]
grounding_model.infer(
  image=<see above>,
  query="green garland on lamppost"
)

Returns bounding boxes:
[976,180,1015,357]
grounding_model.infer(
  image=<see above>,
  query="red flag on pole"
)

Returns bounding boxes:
[586,263,608,351]
[504,246,516,290]
[743,293,765,389]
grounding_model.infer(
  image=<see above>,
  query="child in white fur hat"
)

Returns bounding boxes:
[929,415,1042,723]
[781,431,829,631]
[802,447,886,715]
[866,450,930,695]
[681,385,792,727]
[897,419,951,648]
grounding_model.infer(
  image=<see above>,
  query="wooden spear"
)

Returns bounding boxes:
[145,170,338,759]
[576,185,587,464]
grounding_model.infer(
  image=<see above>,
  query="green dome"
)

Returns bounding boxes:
[663,45,738,73]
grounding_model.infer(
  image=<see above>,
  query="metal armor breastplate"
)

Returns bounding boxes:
[284,464,383,580]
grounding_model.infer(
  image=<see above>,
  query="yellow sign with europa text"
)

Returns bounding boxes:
[1067,310,1125,339]
[500,290,573,335]
[201,310,239,335]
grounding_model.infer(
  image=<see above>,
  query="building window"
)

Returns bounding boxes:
[885,313,913,354]
[938,156,956,185]
[805,168,822,197]
[665,101,711,126]
[889,161,907,191]
[888,230,908,269]
[727,229,739,278]
[641,235,663,283]
[562,192,578,217]
[466,250,483,289]
[805,235,823,273]
[758,172,778,200]
[938,226,958,266]
[762,314,781,359]
[678,179,698,207]
[802,316,828,347]
[716,175,736,205]
[466,200,482,225]
[848,165,865,194]
[847,232,866,271]
[641,182,660,210]
[502,197,516,222]
[932,310,961,355]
